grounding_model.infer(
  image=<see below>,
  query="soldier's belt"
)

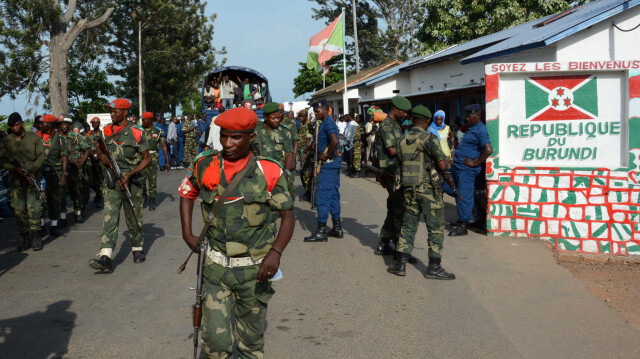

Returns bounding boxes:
[148,150,157,154]
[207,247,263,268]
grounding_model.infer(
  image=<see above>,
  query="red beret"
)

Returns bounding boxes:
[141,112,154,120]
[107,98,131,109]
[41,114,57,123]
[90,117,101,123]
[214,107,258,133]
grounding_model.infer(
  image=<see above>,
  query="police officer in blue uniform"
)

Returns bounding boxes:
[443,104,493,236]
[304,99,343,242]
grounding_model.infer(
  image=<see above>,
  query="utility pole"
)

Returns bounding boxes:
[138,19,143,118]
[352,0,360,72]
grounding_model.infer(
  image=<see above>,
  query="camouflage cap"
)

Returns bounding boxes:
[411,105,432,119]
[297,109,308,116]
[391,96,411,111]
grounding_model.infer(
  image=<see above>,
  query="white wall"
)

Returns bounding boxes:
[409,59,485,94]
[557,5,640,61]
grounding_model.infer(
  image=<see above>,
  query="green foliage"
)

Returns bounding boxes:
[180,92,203,116]
[417,0,577,53]
[293,58,347,98]
[106,0,226,116]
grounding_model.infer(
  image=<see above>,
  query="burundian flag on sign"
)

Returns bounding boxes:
[525,74,598,121]
[307,14,344,75]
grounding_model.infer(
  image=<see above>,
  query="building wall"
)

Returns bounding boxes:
[485,9,640,255]
[409,59,486,95]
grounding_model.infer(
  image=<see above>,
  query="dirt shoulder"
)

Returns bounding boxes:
[560,260,640,331]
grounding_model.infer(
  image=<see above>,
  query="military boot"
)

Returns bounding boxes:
[327,218,343,238]
[75,211,85,224]
[18,232,31,251]
[303,222,329,242]
[31,230,43,251]
[425,257,456,280]
[50,224,64,237]
[387,252,408,276]
[448,222,468,237]
[374,239,394,255]
[149,198,156,211]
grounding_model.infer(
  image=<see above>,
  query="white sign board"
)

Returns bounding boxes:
[86,113,112,131]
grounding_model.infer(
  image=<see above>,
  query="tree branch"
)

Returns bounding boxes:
[61,0,77,25]
[63,7,114,51]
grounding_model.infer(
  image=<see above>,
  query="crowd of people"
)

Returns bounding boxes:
[1,95,492,358]
[203,73,268,110]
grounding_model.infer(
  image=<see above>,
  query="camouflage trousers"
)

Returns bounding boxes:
[352,142,362,171]
[380,175,405,245]
[300,158,313,193]
[397,186,445,258]
[142,153,159,200]
[201,262,274,359]
[100,173,144,249]
[82,162,91,206]
[184,138,198,164]
[43,169,63,220]
[10,181,43,233]
[90,159,104,197]
[67,167,86,212]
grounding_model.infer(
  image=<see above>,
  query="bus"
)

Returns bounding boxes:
[202,66,271,120]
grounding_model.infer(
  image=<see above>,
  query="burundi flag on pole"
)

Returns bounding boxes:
[525,74,598,121]
[307,14,344,75]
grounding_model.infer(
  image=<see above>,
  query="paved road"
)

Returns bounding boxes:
[1,165,639,358]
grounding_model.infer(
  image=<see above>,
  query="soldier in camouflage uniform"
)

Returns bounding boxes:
[60,118,91,223]
[387,106,456,280]
[0,113,45,250]
[86,117,104,208]
[350,114,365,177]
[374,96,412,256]
[37,114,68,236]
[182,115,198,166]
[89,98,151,273]
[141,112,171,210]
[281,108,300,201]
[297,109,314,200]
[178,107,294,359]
[253,102,295,195]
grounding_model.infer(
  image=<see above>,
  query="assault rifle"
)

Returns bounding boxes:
[438,169,463,200]
[15,158,46,201]
[96,133,136,211]
[299,136,313,165]
[363,164,395,180]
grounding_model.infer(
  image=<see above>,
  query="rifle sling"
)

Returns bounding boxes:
[194,155,257,248]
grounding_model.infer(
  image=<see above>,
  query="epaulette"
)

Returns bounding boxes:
[194,149,219,163]
[258,155,284,169]
[279,123,289,130]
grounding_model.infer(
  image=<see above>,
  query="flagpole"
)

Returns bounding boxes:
[341,7,348,115]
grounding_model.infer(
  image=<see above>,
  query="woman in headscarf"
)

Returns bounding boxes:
[428,110,455,161]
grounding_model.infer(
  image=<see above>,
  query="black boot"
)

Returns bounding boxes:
[426,257,455,280]
[50,224,64,237]
[149,198,156,211]
[18,232,31,251]
[31,230,43,251]
[387,252,408,276]
[374,240,394,255]
[75,211,85,224]
[327,218,343,238]
[303,222,329,242]
[448,222,468,237]
[94,194,104,209]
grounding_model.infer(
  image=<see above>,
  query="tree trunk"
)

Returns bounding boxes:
[49,25,70,116]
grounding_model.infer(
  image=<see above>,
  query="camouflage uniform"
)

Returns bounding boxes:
[298,121,314,193]
[63,131,91,213]
[396,127,447,257]
[183,120,197,164]
[281,117,299,200]
[375,115,404,246]
[141,126,165,201]
[351,122,364,172]
[86,130,105,199]
[0,131,45,233]
[100,122,150,250]
[177,151,293,359]
[39,131,68,222]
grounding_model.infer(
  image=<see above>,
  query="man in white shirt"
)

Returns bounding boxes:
[343,114,358,174]
[219,75,238,109]
[167,117,178,167]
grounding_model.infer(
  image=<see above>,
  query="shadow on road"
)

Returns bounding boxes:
[113,223,166,268]
[0,300,76,359]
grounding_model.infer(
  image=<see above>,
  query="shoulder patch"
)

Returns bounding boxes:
[257,155,284,169]
[194,149,218,163]
[131,126,143,143]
